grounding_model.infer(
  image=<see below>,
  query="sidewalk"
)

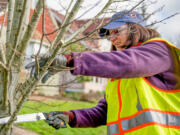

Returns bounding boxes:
[13,126,39,135]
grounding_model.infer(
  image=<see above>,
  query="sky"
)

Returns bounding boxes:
[46,0,180,46]
[151,0,180,44]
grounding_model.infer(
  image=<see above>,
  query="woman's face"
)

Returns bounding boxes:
[108,24,130,51]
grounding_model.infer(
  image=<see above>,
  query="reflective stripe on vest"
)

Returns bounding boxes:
[107,123,120,135]
[106,38,180,135]
[121,110,180,131]
[107,110,180,135]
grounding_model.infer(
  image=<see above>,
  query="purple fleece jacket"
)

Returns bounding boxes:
[69,41,180,128]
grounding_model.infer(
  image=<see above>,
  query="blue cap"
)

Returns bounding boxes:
[99,10,146,37]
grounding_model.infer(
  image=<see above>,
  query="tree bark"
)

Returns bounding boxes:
[0,70,19,135]
[0,0,43,134]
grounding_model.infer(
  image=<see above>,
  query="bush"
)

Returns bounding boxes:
[64,91,104,103]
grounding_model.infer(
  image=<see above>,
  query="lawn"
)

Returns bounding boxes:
[18,100,106,135]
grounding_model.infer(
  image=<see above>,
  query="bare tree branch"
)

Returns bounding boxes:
[36,0,46,57]
[0,61,8,70]
[144,5,165,21]
[13,0,85,120]
[146,12,180,27]
[1,0,84,132]
[7,0,31,67]
[37,76,81,88]
[64,0,74,20]
[41,0,85,72]
[6,0,15,45]
[1,0,43,133]
[54,0,84,47]
[64,0,146,48]
[64,0,114,45]
[7,0,25,52]
[2,69,10,110]
[75,0,101,20]
[57,0,68,12]
[15,0,43,67]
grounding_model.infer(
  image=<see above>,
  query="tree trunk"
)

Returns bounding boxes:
[0,70,19,135]
[0,0,43,134]
[0,127,12,135]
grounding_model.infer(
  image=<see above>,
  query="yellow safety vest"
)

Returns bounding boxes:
[105,38,180,135]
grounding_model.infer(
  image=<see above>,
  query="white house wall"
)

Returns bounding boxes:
[33,42,47,55]
[99,39,112,52]
[84,77,107,93]
[37,73,60,96]
[24,42,48,66]
[82,39,111,93]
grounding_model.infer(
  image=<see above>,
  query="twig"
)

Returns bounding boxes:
[37,76,81,88]
[0,61,8,70]
[6,0,15,44]
[74,0,101,20]
[7,0,28,67]
[64,0,113,45]
[2,70,9,110]
[57,0,68,12]
[17,0,43,61]
[36,0,45,57]
[146,12,180,27]
[64,0,74,20]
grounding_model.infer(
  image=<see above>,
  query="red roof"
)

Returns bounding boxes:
[30,8,57,43]
[71,18,110,48]
[74,18,110,35]
[50,9,100,48]
[0,12,7,26]
[50,9,65,21]
[0,8,57,44]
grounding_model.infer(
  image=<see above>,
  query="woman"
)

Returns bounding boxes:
[26,10,180,135]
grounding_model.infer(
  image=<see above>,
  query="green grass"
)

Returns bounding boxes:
[18,100,106,135]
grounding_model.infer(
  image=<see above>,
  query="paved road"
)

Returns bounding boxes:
[13,126,39,135]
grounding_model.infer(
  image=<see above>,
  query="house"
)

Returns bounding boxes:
[0,7,60,95]
[0,0,7,12]
[71,18,111,93]
[0,5,112,95]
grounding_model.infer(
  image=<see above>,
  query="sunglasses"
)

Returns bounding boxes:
[109,27,128,36]
[98,27,128,38]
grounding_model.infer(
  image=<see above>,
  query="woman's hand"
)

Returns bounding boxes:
[25,54,67,83]
[44,111,75,129]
